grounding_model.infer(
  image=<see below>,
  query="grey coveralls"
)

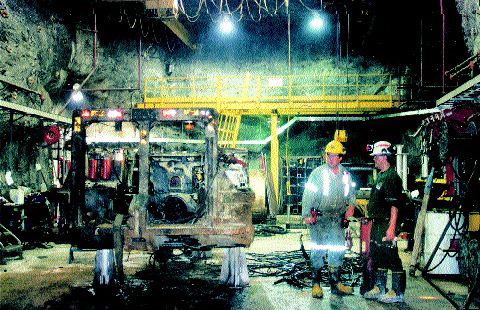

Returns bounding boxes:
[302,164,356,273]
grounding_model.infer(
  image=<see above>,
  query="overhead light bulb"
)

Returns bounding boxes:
[71,83,84,102]
[219,16,234,35]
[310,14,324,31]
[72,91,84,102]
[72,83,81,92]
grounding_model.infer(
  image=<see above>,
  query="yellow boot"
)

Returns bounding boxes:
[329,267,353,295]
[364,285,383,300]
[332,282,354,295]
[312,283,324,298]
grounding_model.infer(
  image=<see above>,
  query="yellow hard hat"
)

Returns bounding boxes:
[325,140,346,155]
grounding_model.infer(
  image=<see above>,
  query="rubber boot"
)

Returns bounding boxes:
[363,268,387,300]
[379,270,406,303]
[330,268,353,295]
[360,256,375,295]
[312,270,323,299]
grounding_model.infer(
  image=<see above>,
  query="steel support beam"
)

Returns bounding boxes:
[369,108,441,119]
[0,76,43,97]
[0,99,70,124]
[436,74,480,107]
[161,18,196,50]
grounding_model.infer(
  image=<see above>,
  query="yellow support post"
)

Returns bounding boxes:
[232,113,241,147]
[270,112,279,205]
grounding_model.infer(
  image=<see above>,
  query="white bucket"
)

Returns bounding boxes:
[422,211,464,275]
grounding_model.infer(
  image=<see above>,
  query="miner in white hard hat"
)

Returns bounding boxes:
[363,141,406,304]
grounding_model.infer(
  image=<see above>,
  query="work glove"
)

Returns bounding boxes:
[304,216,317,225]
[385,226,396,241]
[304,208,322,225]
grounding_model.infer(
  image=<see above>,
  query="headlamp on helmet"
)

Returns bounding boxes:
[369,141,395,156]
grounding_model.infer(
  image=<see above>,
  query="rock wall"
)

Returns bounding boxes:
[0,0,71,111]
[455,0,480,55]
[0,0,158,192]
[0,0,71,193]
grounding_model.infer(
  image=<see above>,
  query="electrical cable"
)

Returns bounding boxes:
[139,18,149,38]
[423,251,450,272]
[118,8,123,23]
[245,0,262,22]
[125,12,137,29]
[423,207,465,273]
[178,0,205,22]
[254,224,287,236]
[246,249,363,287]
[296,0,320,12]
[246,234,362,288]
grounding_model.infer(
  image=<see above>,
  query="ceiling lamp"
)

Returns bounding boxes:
[309,13,325,31]
[219,16,234,35]
[71,83,84,102]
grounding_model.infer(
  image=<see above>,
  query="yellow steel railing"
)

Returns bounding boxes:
[140,73,397,115]
[138,74,398,202]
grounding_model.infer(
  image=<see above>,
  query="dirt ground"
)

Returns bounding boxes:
[0,228,476,310]
[0,243,237,309]
[0,227,308,309]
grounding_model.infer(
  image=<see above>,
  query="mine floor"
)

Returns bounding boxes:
[0,228,477,309]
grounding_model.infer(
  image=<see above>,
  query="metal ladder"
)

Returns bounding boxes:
[218,112,242,148]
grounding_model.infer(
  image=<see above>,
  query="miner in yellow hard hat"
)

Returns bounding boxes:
[302,140,356,298]
[324,140,346,156]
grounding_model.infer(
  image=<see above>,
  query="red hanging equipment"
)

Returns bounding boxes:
[100,157,112,180]
[88,159,98,180]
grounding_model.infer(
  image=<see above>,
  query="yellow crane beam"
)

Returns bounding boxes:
[138,97,392,115]
[141,74,396,114]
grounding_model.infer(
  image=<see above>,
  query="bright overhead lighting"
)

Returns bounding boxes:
[309,14,324,31]
[72,91,84,102]
[219,16,234,34]
[71,82,84,102]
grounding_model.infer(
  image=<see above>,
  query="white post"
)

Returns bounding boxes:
[396,145,408,190]
[421,154,429,178]
[402,153,408,190]
[396,144,403,179]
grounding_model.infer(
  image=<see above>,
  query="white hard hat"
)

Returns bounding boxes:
[370,141,393,156]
